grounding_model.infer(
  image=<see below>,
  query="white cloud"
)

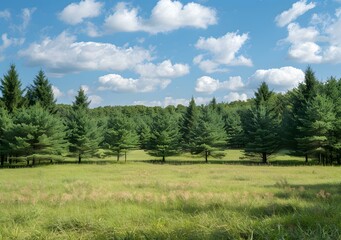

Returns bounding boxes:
[0,33,25,61]
[104,0,217,34]
[80,85,91,94]
[133,96,211,107]
[252,66,305,90]
[88,95,103,108]
[195,76,244,94]
[52,86,64,98]
[135,60,189,79]
[85,22,102,37]
[59,0,103,25]
[0,10,11,20]
[285,23,322,63]
[98,74,170,93]
[194,32,252,73]
[275,0,316,27]
[223,92,248,103]
[21,8,36,31]
[19,32,152,74]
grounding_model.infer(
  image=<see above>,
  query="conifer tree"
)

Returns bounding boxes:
[26,70,56,112]
[243,82,280,163]
[73,88,90,110]
[4,105,67,165]
[146,112,180,162]
[0,64,23,113]
[180,97,199,151]
[103,113,139,161]
[0,108,12,165]
[190,106,227,162]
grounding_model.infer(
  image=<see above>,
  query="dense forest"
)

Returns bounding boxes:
[0,64,340,166]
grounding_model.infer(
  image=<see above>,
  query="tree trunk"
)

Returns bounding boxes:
[262,152,267,164]
[205,150,208,163]
[124,151,127,162]
[32,156,35,166]
[117,150,120,161]
[305,154,308,163]
[162,155,165,162]
[78,154,81,164]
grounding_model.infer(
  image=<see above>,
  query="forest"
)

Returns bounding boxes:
[0,64,340,166]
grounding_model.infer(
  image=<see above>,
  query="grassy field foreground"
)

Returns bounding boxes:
[0,163,340,239]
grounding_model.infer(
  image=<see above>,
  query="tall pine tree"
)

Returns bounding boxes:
[180,97,199,152]
[26,70,56,112]
[0,64,23,113]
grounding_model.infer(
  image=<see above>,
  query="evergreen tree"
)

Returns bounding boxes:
[146,112,180,162]
[26,70,56,112]
[296,94,336,164]
[0,108,12,165]
[243,82,280,163]
[190,106,227,162]
[65,109,103,163]
[4,105,67,165]
[223,109,243,148]
[73,88,91,110]
[0,64,23,113]
[103,113,139,161]
[180,97,199,151]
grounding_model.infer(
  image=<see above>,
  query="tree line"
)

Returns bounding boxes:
[0,64,340,166]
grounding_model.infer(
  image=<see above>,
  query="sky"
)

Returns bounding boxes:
[1,0,341,108]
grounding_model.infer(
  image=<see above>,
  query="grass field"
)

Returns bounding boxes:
[0,160,340,239]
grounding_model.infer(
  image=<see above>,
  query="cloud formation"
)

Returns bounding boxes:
[0,10,11,20]
[194,32,252,73]
[252,66,305,90]
[59,0,103,25]
[104,0,217,34]
[223,92,248,103]
[19,32,152,74]
[195,76,244,94]
[275,0,316,27]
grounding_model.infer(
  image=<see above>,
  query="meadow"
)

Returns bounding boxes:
[0,150,340,239]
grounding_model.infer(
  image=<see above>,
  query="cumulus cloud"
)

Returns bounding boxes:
[134,96,211,107]
[18,32,152,74]
[52,86,64,98]
[194,32,252,73]
[252,66,305,90]
[88,95,103,107]
[0,10,11,20]
[134,60,189,79]
[0,33,25,61]
[223,92,248,103]
[104,0,217,34]
[195,76,244,94]
[98,74,170,93]
[59,0,103,25]
[275,0,316,27]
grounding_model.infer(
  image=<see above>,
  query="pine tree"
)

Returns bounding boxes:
[243,82,280,163]
[65,109,103,163]
[296,94,336,164]
[146,112,180,162]
[223,109,243,148]
[103,113,139,161]
[0,64,24,113]
[0,108,12,165]
[180,97,199,151]
[190,106,227,162]
[4,105,67,165]
[26,70,56,112]
[73,88,90,110]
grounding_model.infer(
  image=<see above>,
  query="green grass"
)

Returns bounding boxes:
[0,162,340,239]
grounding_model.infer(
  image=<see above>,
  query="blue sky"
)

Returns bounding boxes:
[1,0,341,107]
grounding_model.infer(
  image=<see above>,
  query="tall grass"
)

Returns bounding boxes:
[0,163,340,239]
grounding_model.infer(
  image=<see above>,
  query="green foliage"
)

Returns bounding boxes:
[189,106,227,162]
[0,64,23,113]
[243,82,280,163]
[103,113,139,161]
[180,97,199,150]
[146,111,180,161]
[26,70,56,112]
[3,105,67,163]
[65,109,103,163]
[73,88,90,110]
